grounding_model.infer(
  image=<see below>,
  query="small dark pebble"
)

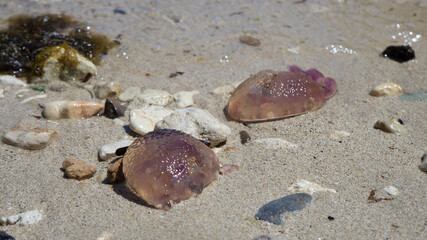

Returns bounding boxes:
[113,8,127,15]
[239,130,251,144]
[169,71,184,78]
[0,231,15,240]
[255,193,312,225]
[328,216,335,221]
[381,45,415,63]
[198,139,211,147]
[419,152,427,173]
[251,235,272,240]
[239,35,261,46]
[115,146,128,156]
[397,118,404,125]
[104,98,127,119]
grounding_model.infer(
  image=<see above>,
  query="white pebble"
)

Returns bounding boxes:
[173,90,199,108]
[0,210,43,226]
[383,186,399,196]
[129,106,173,135]
[98,140,134,161]
[374,117,406,133]
[20,94,47,104]
[251,138,298,150]
[42,101,103,120]
[155,107,231,147]
[287,46,300,54]
[132,89,173,107]
[0,88,4,98]
[2,125,57,150]
[0,75,27,87]
[369,82,403,96]
[118,87,141,102]
[288,179,337,194]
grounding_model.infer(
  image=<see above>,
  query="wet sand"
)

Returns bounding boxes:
[0,0,426,239]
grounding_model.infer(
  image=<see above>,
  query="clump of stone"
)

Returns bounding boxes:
[62,158,96,180]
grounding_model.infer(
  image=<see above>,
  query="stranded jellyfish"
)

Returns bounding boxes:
[225,66,337,122]
[122,129,219,210]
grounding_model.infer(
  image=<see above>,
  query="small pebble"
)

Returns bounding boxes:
[96,231,114,240]
[0,75,27,86]
[155,107,231,147]
[219,164,239,175]
[131,89,173,107]
[239,130,251,144]
[129,106,173,135]
[251,138,298,150]
[0,210,43,226]
[255,193,312,225]
[2,125,57,150]
[0,88,4,98]
[49,84,66,92]
[94,81,123,99]
[288,179,337,194]
[98,140,133,161]
[118,87,141,102]
[329,130,350,140]
[42,101,103,120]
[0,231,15,240]
[327,216,335,221]
[383,186,399,196]
[62,158,96,181]
[239,35,261,46]
[419,152,427,173]
[107,158,125,184]
[104,98,127,119]
[374,117,406,133]
[211,84,235,95]
[369,82,403,97]
[398,92,427,102]
[381,45,415,63]
[173,90,199,108]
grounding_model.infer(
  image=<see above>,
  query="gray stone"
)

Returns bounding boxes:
[255,193,312,225]
[118,87,141,102]
[0,75,27,87]
[2,125,57,150]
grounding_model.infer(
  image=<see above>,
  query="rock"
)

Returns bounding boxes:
[374,117,406,133]
[0,75,27,86]
[173,90,199,108]
[2,125,57,150]
[107,158,125,184]
[0,231,15,240]
[419,152,427,173]
[288,179,337,194]
[129,106,173,135]
[239,130,251,144]
[398,92,427,102]
[42,101,103,120]
[62,158,96,180]
[251,138,298,150]
[239,35,261,46]
[255,193,312,225]
[383,186,399,196]
[31,43,97,83]
[155,107,231,147]
[94,81,123,99]
[104,98,127,119]
[369,82,403,96]
[118,87,141,102]
[0,210,43,226]
[98,140,133,161]
[131,89,173,107]
[381,45,415,63]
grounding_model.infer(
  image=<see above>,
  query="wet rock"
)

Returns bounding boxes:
[239,35,261,46]
[104,98,127,119]
[288,179,337,194]
[255,193,312,225]
[374,117,406,133]
[62,158,96,180]
[131,89,173,107]
[94,81,123,99]
[118,87,141,102]
[0,210,43,226]
[155,107,231,147]
[0,75,27,86]
[32,44,97,82]
[129,106,173,135]
[2,125,57,150]
[419,152,427,173]
[369,82,403,96]
[381,45,415,63]
[251,138,297,150]
[383,186,399,196]
[98,140,133,161]
[173,90,199,108]
[398,92,427,102]
[107,158,125,184]
[42,101,103,120]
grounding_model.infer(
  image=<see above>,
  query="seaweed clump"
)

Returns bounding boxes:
[0,14,117,80]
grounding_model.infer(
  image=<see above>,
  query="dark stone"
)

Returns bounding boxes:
[0,231,15,240]
[113,9,127,15]
[104,98,127,119]
[381,45,415,63]
[328,216,335,221]
[239,130,251,144]
[255,193,312,225]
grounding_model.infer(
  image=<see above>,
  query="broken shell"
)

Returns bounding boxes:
[42,101,103,120]
[2,125,57,150]
[369,82,403,97]
[122,129,220,210]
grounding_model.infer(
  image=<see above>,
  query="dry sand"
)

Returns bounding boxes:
[0,0,426,239]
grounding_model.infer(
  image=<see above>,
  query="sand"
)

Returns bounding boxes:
[0,0,426,239]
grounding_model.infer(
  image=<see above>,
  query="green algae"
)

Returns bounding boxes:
[0,14,117,79]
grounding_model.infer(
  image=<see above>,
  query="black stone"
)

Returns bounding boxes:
[0,231,15,240]
[239,130,251,145]
[381,45,415,63]
[255,193,312,225]
[328,216,335,221]
[104,98,127,119]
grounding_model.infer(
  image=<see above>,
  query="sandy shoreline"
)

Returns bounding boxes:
[1,0,426,239]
